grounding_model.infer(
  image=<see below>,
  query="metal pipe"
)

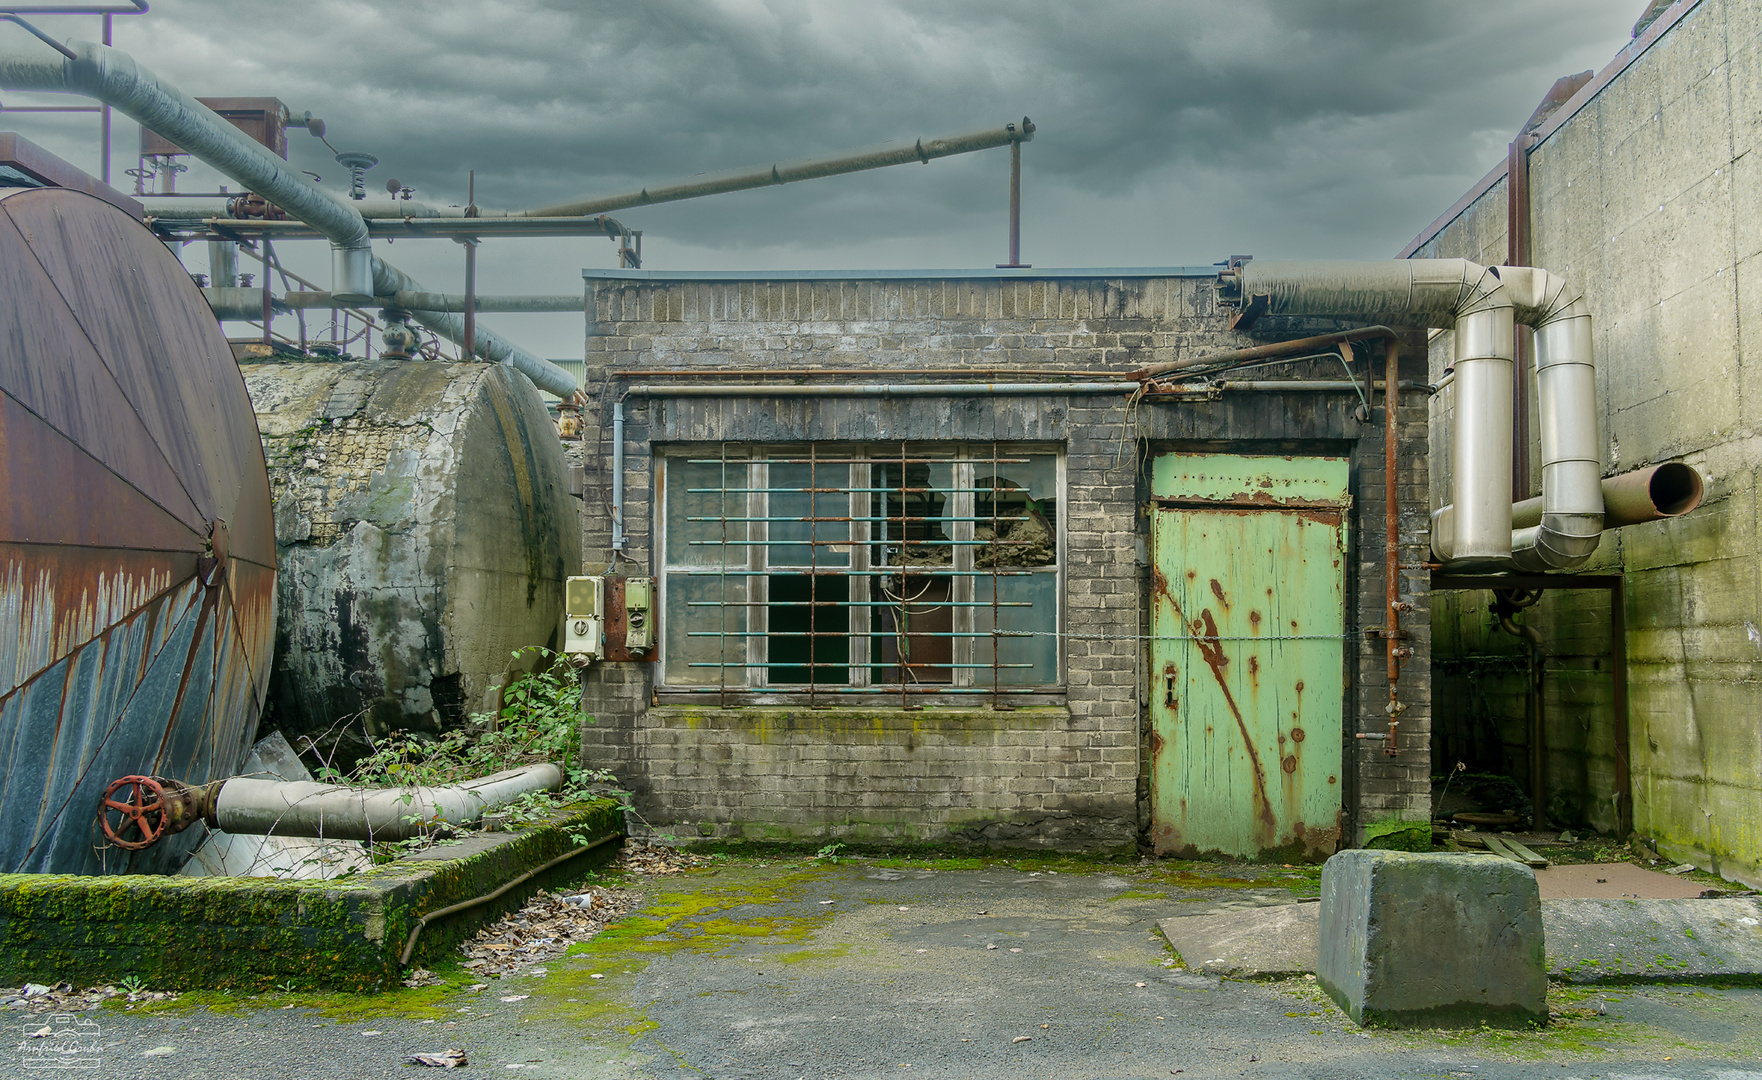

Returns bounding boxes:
[209,763,562,843]
[399,831,621,966]
[531,118,1035,218]
[1512,462,1703,531]
[1232,260,1606,570]
[260,235,273,347]
[371,258,579,398]
[284,290,584,313]
[462,241,476,361]
[1150,379,1429,393]
[1131,324,1398,381]
[1384,338,1405,756]
[625,382,1133,398]
[0,34,374,300]
[207,238,236,287]
[1501,267,1603,571]
[611,398,625,551]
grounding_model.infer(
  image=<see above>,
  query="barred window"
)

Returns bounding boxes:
[658,444,1062,703]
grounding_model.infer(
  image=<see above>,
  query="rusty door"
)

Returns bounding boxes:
[1149,452,1348,861]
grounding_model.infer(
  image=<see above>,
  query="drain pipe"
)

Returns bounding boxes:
[611,397,626,551]
[0,36,374,302]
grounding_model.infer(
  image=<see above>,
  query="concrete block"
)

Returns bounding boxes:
[1159,903,1319,977]
[1316,850,1546,1029]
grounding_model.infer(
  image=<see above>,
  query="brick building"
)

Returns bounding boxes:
[571,268,1432,855]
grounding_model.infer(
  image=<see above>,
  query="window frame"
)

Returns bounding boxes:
[655,442,1066,707]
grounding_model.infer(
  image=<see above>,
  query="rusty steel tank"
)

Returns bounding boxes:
[241,358,579,762]
[0,185,276,876]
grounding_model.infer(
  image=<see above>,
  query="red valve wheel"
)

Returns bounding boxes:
[99,775,169,850]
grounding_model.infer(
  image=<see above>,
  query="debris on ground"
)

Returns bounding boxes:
[458,885,638,978]
[409,1049,468,1068]
[617,841,707,875]
[402,968,446,988]
[0,981,178,1013]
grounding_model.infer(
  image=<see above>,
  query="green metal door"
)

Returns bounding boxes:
[1149,452,1348,861]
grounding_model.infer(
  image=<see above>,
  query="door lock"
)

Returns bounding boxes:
[1164,673,1177,708]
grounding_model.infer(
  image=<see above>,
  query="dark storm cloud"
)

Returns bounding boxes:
[10,0,1637,263]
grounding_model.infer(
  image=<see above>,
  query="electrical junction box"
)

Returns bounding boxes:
[624,576,655,652]
[563,576,604,659]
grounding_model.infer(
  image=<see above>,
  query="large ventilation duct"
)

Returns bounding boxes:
[0,34,579,398]
[1226,259,1603,571]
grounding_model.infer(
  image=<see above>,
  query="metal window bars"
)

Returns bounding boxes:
[666,443,1058,709]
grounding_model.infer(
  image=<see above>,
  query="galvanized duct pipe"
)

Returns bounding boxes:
[1233,259,1604,570]
[369,259,579,399]
[0,35,375,302]
[208,763,562,843]
[1499,267,1602,572]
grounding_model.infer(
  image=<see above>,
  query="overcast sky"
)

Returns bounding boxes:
[3,1,1640,358]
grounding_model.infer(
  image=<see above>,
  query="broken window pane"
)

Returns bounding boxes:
[766,574,851,684]
[975,454,1056,568]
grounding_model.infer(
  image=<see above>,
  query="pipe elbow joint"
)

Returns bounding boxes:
[1510,512,1603,572]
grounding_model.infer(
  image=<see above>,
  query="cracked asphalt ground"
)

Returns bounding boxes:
[37,855,1762,1079]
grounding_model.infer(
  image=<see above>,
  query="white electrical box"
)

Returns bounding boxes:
[563,575,604,659]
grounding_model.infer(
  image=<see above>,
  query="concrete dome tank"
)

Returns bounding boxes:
[0,186,277,875]
[242,359,580,758]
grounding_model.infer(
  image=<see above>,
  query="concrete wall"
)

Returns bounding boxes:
[1409,0,1760,884]
[571,272,1431,852]
[245,360,579,759]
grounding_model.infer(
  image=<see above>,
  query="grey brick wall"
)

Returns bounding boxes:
[572,272,1430,851]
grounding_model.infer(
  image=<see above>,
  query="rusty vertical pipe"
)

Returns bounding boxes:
[260,236,274,347]
[1507,132,1534,500]
[1383,336,1403,755]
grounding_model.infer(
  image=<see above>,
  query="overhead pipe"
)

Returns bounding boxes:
[140,118,1034,223]
[0,34,580,397]
[531,119,1035,219]
[0,35,376,302]
[370,258,580,399]
[1225,259,1605,571]
[283,290,584,313]
[623,382,1133,398]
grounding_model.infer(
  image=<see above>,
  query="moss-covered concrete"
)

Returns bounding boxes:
[0,798,622,993]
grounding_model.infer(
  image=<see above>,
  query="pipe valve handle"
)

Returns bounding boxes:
[98,775,170,850]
